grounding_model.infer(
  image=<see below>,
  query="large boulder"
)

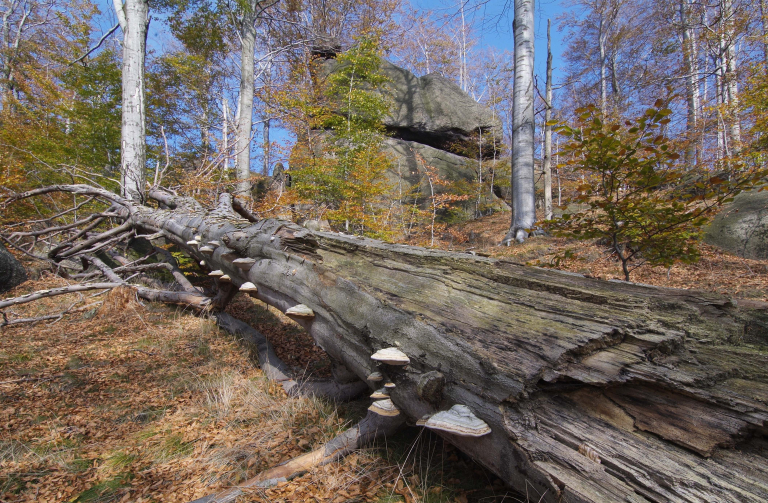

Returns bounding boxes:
[704,189,768,259]
[0,242,27,293]
[320,58,502,156]
[377,61,502,155]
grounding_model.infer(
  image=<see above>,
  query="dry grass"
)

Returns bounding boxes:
[0,277,350,502]
[1,275,519,503]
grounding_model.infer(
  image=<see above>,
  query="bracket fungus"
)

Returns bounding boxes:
[239,282,258,296]
[199,260,206,267]
[370,347,410,366]
[208,241,223,247]
[422,405,491,437]
[186,240,199,248]
[233,258,256,271]
[369,399,400,417]
[367,372,383,382]
[208,270,224,277]
[285,304,315,318]
[219,275,231,282]
[199,246,214,255]
[370,388,389,399]
[384,382,396,390]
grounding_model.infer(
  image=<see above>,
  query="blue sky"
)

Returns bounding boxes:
[94,0,572,172]
[414,0,570,81]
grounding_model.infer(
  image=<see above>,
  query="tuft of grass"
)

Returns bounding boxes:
[153,433,194,462]
[66,457,93,473]
[104,451,136,471]
[72,472,133,503]
[8,353,32,363]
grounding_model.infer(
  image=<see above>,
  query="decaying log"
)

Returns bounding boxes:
[6,185,768,502]
[190,409,405,503]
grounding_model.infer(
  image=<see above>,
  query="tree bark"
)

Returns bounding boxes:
[9,184,768,502]
[235,5,257,201]
[262,117,270,176]
[504,0,536,244]
[680,0,700,169]
[721,0,740,153]
[543,19,553,221]
[114,0,149,202]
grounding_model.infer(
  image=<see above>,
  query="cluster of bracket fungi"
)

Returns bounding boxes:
[187,229,492,439]
[367,347,491,437]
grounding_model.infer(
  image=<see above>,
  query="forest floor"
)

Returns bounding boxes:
[440,211,768,302]
[0,276,523,503]
[2,210,765,503]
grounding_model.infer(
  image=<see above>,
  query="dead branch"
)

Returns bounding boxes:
[0,283,121,309]
[189,409,405,503]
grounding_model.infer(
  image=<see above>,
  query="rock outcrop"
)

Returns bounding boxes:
[375,60,502,157]
[704,189,768,259]
[313,57,508,218]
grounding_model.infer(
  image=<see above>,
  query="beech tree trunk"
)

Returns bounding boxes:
[12,185,768,502]
[114,0,148,202]
[543,19,553,221]
[505,0,536,244]
[235,5,257,201]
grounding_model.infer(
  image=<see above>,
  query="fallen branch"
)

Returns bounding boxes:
[0,283,121,309]
[190,408,405,503]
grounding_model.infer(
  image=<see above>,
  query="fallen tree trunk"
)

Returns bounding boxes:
[8,185,768,502]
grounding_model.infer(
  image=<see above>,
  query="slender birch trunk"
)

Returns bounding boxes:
[263,118,270,176]
[544,19,553,221]
[680,0,700,168]
[222,97,229,173]
[114,0,149,202]
[762,0,768,65]
[504,0,536,244]
[599,17,607,116]
[236,6,257,201]
[721,0,740,153]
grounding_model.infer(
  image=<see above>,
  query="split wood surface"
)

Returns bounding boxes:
[6,185,768,503]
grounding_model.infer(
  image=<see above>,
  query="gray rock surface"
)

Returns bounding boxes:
[704,189,768,259]
[381,138,508,215]
[321,58,502,156]
[0,242,27,293]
